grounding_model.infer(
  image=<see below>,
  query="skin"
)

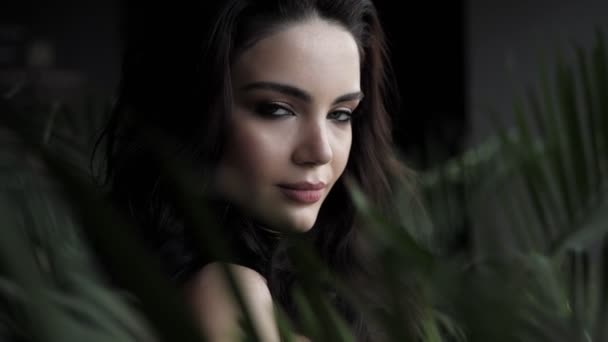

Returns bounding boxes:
[214,17,362,233]
[186,263,279,341]
[188,18,362,341]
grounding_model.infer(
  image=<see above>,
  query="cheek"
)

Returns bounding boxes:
[331,127,353,176]
[222,117,289,180]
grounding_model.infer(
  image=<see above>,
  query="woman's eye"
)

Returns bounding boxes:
[254,103,294,117]
[328,110,352,122]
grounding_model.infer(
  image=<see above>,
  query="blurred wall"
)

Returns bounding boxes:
[0,0,121,102]
[468,0,608,147]
[375,1,467,169]
[3,1,608,164]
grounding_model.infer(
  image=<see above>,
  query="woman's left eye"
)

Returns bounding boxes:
[328,110,352,122]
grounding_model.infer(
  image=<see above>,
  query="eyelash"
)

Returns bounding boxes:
[254,103,353,123]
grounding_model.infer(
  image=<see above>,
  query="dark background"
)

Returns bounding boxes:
[2,1,608,169]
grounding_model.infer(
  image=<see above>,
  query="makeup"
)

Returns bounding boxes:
[277,182,326,204]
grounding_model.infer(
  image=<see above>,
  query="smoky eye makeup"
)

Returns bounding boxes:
[328,109,353,122]
[331,101,362,123]
[242,90,361,122]
[251,101,358,124]
[253,102,295,118]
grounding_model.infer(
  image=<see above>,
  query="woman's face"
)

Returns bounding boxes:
[214,18,362,233]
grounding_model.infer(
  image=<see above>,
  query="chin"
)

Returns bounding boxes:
[290,221,316,233]
[278,212,318,233]
[256,196,326,233]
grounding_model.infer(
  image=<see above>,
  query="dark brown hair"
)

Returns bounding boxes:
[95,0,412,339]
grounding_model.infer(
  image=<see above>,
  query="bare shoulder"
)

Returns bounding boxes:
[187,262,270,300]
[185,262,278,341]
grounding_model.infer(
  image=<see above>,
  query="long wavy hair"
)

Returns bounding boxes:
[94,0,413,339]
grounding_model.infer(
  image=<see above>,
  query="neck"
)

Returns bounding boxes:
[208,199,283,266]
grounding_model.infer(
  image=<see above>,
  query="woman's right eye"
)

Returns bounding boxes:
[254,103,294,118]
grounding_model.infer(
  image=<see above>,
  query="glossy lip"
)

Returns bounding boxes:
[277,182,327,204]
[278,182,327,190]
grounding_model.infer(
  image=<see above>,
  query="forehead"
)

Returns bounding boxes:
[231,18,361,97]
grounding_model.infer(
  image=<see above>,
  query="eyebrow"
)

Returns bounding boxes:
[240,81,364,105]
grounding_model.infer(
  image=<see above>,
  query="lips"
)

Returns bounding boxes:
[278,182,326,204]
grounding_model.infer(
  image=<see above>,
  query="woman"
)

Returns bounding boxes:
[96,0,415,340]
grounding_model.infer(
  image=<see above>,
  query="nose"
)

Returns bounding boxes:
[291,119,333,166]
